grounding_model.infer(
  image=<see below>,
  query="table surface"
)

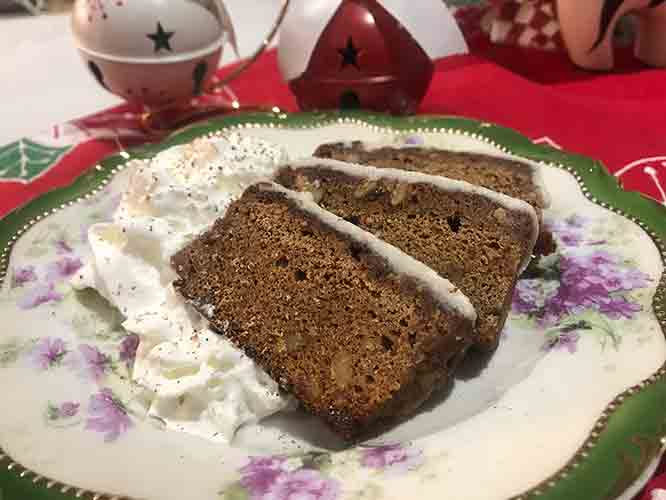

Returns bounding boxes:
[0,1,281,145]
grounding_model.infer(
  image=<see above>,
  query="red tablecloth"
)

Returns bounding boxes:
[1,36,666,218]
[0,24,665,500]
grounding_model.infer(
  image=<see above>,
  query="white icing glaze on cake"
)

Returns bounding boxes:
[349,140,552,210]
[258,182,477,323]
[282,158,540,274]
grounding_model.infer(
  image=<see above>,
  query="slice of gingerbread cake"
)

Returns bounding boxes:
[171,182,476,440]
[315,141,554,255]
[275,160,539,351]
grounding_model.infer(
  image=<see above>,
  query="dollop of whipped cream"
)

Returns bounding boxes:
[72,133,290,442]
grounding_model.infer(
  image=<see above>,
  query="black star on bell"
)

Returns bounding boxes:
[147,22,175,53]
[338,37,362,70]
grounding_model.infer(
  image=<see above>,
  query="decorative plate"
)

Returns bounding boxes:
[1,112,665,500]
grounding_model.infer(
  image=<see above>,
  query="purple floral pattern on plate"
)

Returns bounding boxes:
[538,251,647,326]
[263,469,339,500]
[515,251,649,326]
[12,265,37,288]
[29,337,68,370]
[119,334,140,368]
[85,388,132,442]
[14,240,82,310]
[546,215,589,247]
[47,401,80,421]
[77,344,112,382]
[545,330,580,354]
[226,445,425,500]
[513,215,651,352]
[597,296,643,320]
[45,256,83,282]
[18,283,64,310]
[55,239,74,255]
[240,457,289,497]
[360,444,424,475]
[512,279,544,316]
[236,456,340,500]
[403,135,425,146]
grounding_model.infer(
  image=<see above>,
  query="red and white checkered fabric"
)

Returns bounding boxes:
[481,0,565,51]
[451,3,491,42]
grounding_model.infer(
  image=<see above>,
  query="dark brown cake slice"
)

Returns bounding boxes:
[275,159,539,351]
[171,182,476,440]
[314,141,554,255]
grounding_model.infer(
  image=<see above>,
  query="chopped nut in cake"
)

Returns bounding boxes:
[276,160,539,351]
[314,141,554,255]
[171,182,476,439]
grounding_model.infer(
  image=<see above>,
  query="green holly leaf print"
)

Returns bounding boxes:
[0,138,72,183]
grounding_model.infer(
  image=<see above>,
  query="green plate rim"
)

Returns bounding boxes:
[0,111,665,500]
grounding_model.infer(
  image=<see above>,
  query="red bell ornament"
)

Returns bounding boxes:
[278,0,468,114]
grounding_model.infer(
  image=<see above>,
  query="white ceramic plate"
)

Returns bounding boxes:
[1,113,665,500]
